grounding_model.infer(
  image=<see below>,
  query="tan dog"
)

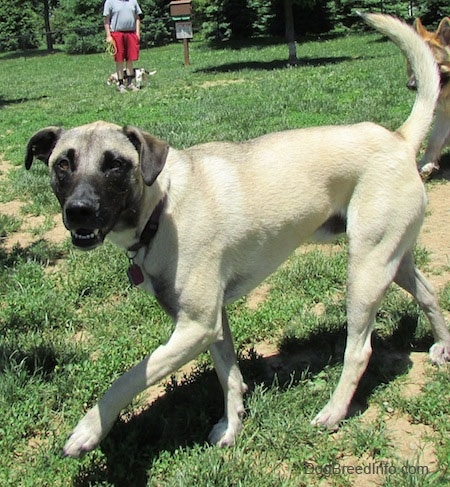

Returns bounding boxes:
[25,14,450,459]
[408,17,450,177]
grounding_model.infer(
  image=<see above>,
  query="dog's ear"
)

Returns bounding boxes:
[413,18,426,35]
[123,126,169,186]
[436,17,450,46]
[25,126,63,169]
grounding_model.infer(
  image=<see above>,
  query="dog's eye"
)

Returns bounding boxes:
[104,158,127,172]
[56,158,71,172]
[112,159,124,170]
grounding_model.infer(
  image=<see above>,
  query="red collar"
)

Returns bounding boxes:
[127,194,166,252]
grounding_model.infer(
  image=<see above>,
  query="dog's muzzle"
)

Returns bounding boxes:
[64,192,105,250]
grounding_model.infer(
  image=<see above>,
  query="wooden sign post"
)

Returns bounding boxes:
[169,1,193,66]
[175,21,193,66]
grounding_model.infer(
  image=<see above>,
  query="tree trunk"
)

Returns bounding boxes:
[283,0,298,65]
[44,0,54,51]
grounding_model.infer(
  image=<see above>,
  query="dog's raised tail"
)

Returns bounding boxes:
[360,12,440,154]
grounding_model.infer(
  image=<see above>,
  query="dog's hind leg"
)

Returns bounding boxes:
[394,251,450,364]
[312,240,406,429]
[208,308,248,447]
[62,316,220,458]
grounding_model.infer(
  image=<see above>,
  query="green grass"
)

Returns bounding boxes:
[0,214,22,239]
[0,32,449,486]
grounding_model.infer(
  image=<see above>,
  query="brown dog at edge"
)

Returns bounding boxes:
[407,17,450,177]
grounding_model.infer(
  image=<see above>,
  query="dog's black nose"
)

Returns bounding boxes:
[65,200,99,228]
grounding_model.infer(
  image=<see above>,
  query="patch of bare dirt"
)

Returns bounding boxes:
[2,200,65,248]
[200,79,245,89]
[401,351,430,399]
[331,352,438,487]
[0,158,67,250]
[246,283,271,310]
[418,183,450,289]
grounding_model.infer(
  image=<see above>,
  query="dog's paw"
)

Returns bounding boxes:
[62,406,106,458]
[208,417,242,447]
[311,405,345,431]
[419,162,439,179]
[429,342,450,365]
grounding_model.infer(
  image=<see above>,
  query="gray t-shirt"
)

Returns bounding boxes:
[103,0,142,32]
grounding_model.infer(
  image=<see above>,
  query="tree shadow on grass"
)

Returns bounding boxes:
[195,55,355,74]
[201,32,356,53]
[194,50,391,74]
[0,94,49,109]
[72,313,429,486]
[0,343,60,379]
[0,239,65,269]
[0,48,62,61]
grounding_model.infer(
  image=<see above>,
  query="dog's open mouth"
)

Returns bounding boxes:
[71,229,104,249]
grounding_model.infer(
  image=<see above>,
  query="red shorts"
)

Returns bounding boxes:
[111,31,139,62]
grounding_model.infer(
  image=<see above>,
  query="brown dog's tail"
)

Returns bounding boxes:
[360,12,440,155]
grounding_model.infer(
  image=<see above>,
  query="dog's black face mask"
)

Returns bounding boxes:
[25,123,169,250]
[51,148,137,249]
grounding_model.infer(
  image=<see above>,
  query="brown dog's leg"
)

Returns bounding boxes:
[419,109,450,177]
[394,251,450,363]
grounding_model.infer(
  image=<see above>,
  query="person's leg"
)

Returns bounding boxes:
[112,32,126,93]
[125,60,135,88]
[125,33,140,90]
[116,62,125,82]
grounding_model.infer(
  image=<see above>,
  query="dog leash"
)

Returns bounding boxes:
[105,39,117,57]
[126,195,167,285]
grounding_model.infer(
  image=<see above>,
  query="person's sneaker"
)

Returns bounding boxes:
[118,84,127,93]
[127,84,139,91]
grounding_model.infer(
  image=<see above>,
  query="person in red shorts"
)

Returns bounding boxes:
[103,0,143,92]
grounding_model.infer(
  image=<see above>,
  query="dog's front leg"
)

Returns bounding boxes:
[63,318,218,458]
[208,309,248,447]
